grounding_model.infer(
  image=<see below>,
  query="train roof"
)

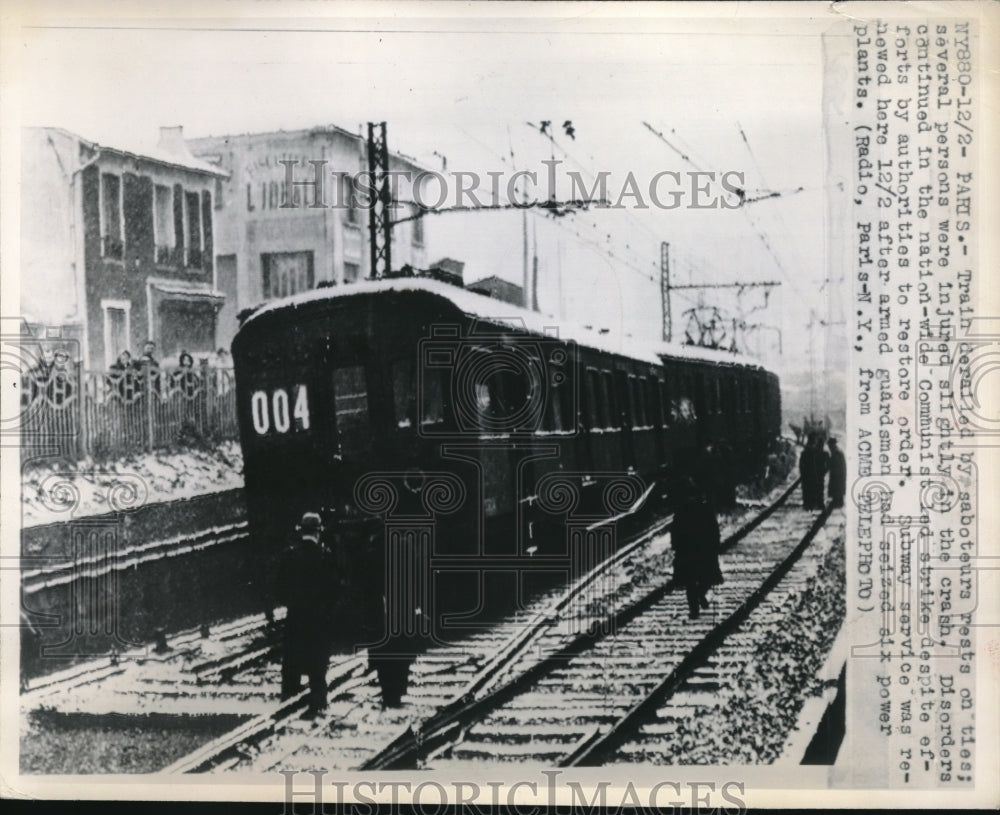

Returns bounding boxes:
[240,277,769,372]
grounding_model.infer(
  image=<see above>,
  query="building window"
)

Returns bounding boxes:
[412,209,424,245]
[214,177,223,210]
[269,181,278,210]
[184,190,203,268]
[262,251,314,299]
[102,299,131,368]
[100,173,123,259]
[153,184,174,264]
[343,261,361,284]
[344,176,358,225]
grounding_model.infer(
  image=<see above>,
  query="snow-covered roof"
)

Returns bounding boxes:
[149,280,226,300]
[241,277,767,371]
[31,126,228,178]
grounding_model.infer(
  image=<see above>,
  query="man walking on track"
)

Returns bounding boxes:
[670,476,724,620]
[827,437,847,508]
[800,433,829,510]
[277,511,335,718]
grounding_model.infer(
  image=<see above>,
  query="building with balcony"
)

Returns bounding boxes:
[187,125,430,350]
[21,126,228,369]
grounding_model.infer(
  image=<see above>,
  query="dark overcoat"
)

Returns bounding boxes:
[671,498,724,587]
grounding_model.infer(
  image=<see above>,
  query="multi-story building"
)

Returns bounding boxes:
[21,126,228,369]
[187,125,430,349]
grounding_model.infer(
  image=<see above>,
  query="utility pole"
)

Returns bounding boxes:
[806,309,823,427]
[660,242,671,342]
[367,122,392,279]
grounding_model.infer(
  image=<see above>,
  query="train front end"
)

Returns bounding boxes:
[231,289,392,647]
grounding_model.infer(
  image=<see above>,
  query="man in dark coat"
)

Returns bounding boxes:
[827,437,847,508]
[670,477,724,619]
[799,434,818,509]
[136,340,161,394]
[277,511,335,717]
[813,434,830,508]
[800,433,829,510]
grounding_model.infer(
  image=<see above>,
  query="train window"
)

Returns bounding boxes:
[601,371,616,429]
[584,368,599,430]
[626,376,642,428]
[625,375,636,428]
[639,377,652,427]
[391,359,417,428]
[545,383,563,432]
[421,368,446,425]
[332,365,369,435]
[640,377,651,427]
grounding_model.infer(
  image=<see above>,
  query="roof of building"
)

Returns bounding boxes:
[28,126,228,178]
[468,275,522,290]
[241,276,767,371]
[185,124,432,172]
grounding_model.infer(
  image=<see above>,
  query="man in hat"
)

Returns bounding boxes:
[136,339,161,394]
[277,511,335,717]
[827,437,847,509]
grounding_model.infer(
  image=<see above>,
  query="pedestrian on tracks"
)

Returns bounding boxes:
[800,433,828,510]
[670,476,724,620]
[827,437,847,508]
[277,511,336,718]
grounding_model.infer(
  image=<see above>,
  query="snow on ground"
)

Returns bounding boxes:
[21,441,244,528]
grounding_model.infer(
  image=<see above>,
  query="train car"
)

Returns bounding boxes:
[231,274,780,658]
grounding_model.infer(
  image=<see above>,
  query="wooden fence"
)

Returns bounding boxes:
[20,361,239,462]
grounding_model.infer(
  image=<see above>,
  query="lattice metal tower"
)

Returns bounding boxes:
[367,122,392,279]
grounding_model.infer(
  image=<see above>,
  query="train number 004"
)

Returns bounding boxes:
[250,385,310,434]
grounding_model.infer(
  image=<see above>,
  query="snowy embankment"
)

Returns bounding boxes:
[21,441,244,528]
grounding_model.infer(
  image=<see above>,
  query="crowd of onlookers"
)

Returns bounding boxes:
[23,340,233,405]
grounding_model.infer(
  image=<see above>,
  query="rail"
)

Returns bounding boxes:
[562,503,832,766]
[359,478,802,770]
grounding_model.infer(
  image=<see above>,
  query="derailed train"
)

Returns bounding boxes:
[232,275,781,656]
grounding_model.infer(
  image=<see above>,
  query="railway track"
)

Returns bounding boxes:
[22,474,835,773]
[371,503,837,769]
[170,477,818,773]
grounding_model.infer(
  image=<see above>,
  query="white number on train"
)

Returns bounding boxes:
[250,385,310,435]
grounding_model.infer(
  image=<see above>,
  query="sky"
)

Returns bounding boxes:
[8,3,848,410]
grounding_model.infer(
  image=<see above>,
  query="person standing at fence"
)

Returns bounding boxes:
[827,437,847,509]
[172,350,200,397]
[108,350,138,399]
[46,346,76,407]
[26,345,55,403]
[136,340,161,394]
[214,348,233,395]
